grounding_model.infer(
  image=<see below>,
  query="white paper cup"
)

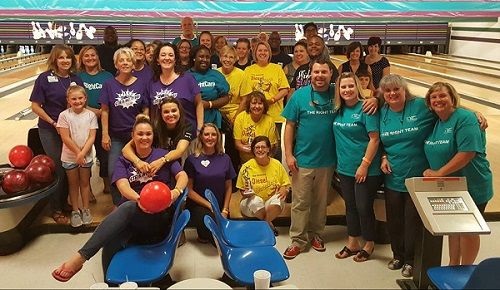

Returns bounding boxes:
[89,282,109,289]
[254,269,271,289]
[119,282,138,289]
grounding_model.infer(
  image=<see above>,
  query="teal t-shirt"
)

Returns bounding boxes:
[281,85,336,168]
[190,68,229,128]
[423,108,493,205]
[78,70,114,109]
[333,101,382,177]
[379,97,437,192]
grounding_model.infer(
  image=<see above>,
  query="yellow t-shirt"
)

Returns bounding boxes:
[217,67,245,121]
[236,158,290,201]
[240,63,290,123]
[233,112,278,163]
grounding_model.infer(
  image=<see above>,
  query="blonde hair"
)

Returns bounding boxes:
[425,82,460,109]
[78,45,103,72]
[113,47,136,66]
[193,123,224,157]
[220,45,237,58]
[378,74,415,102]
[66,85,87,98]
[46,44,77,74]
[334,72,366,111]
[253,41,272,63]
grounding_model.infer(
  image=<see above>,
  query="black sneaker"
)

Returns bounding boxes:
[401,264,413,277]
[388,259,404,270]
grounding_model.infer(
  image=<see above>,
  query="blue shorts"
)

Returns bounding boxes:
[62,160,93,170]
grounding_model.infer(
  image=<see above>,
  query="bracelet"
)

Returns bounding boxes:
[209,101,213,108]
[161,156,169,164]
[381,155,387,160]
[362,156,371,165]
[52,121,57,127]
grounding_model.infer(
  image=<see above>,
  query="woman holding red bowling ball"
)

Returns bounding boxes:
[29,44,84,224]
[52,115,187,282]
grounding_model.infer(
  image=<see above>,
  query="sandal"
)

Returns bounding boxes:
[353,249,372,262]
[335,246,360,259]
[52,263,83,282]
[52,211,68,225]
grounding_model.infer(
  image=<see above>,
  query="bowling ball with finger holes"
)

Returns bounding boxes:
[139,181,172,213]
[2,170,29,194]
[8,145,33,169]
[29,155,55,174]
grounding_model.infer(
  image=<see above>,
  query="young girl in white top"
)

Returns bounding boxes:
[57,85,98,227]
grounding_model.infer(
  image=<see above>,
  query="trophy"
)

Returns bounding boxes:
[242,166,255,197]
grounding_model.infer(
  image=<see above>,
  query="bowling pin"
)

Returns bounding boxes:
[25,45,30,54]
[30,45,34,54]
[0,45,4,54]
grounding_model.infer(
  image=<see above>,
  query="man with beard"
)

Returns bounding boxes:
[281,56,336,259]
[97,26,120,75]
[269,31,292,68]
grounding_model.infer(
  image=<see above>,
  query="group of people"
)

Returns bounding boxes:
[30,18,492,283]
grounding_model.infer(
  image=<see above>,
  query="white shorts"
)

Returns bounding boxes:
[240,194,284,218]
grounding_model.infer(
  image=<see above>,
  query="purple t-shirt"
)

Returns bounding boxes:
[149,73,200,136]
[29,71,83,129]
[112,148,182,198]
[184,153,236,208]
[99,77,150,141]
[132,64,154,83]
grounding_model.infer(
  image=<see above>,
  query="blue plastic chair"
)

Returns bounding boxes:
[204,215,289,286]
[427,257,500,289]
[204,189,276,247]
[106,209,190,285]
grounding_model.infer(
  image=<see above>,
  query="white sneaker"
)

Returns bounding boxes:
[81,208,93,225]
[70,210,83,227]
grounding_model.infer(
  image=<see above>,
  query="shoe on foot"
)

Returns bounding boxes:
[52,263,83,282]
[311,236,326,252]
[81,208,93,225]
[70,211,83,227]
[283,245,302,259]
[335,246,360,259]
[401,264,413,277]
[388,259,404,270]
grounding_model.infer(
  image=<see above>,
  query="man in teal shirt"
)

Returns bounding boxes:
[282,56,337,259]
[172,17,199,47]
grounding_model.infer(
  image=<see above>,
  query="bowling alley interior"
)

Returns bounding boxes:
[0,1,499,289]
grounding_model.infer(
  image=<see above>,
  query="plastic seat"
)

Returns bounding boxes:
[105,208,190,284]
[204,215,289,286]
[427,257,500,289]
[204,189,275,247]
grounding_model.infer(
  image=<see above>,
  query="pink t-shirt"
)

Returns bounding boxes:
[57,108,98,164]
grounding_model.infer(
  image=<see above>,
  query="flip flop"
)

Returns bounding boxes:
[52,211,68,225]
[353,249,372,262]
[335,246,360,259]
[51,263,83,282]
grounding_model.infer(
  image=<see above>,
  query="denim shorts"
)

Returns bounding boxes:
[62,160,94,170]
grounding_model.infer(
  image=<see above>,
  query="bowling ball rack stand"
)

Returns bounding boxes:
[0,163,58,255]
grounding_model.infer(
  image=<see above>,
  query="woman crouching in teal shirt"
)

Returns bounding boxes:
[423,82,493,266]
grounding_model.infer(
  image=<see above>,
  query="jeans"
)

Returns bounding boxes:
[108,138,128,206]
[39,127,68,212]
[338,174,383,241]
[78,201,172,274]
[384,188,421,266]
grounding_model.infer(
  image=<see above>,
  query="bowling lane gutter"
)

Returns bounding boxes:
[389,62,500,92]
[406,53,500,72]
[404,77,500,111]
[390,54,500,79]
[0,76,37,99]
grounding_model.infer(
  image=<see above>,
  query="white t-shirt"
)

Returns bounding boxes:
[57,108,98,163]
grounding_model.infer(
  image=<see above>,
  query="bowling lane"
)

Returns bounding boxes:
[385,56,500,91]
[390,54,500,78]
[331,56,500,106]
[0,62,46,88]
[438,54,500,67]
[0,86,37,164]
[0,53,18,60]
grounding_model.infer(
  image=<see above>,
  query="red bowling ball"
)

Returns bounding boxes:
[2,170,29,194]
[8,145,33,169]
[25,163,54,184]
[139,181,172,213]
[29,155,56,174]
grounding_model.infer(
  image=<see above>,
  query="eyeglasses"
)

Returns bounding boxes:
[254,145,269,150]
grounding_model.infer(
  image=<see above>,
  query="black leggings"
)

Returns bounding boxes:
[384,188,421,266]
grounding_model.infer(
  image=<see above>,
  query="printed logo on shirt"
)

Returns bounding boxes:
[199,81,216,88]
[444,127,453,134]
[351,113,360,120]
[252,77,272,93]
[114,89,141,109]
[129,168,154,184]
[83,82,103,91]
[425,139,450,146]
[406,115,418,122]
[152,88,178,106]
